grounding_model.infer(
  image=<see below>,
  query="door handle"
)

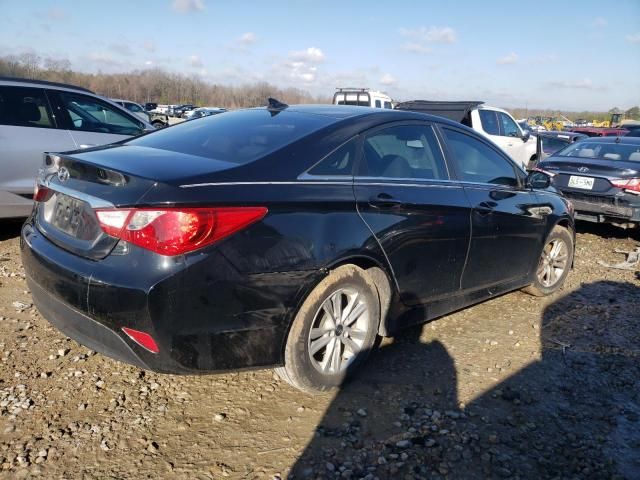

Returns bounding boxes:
[369,193,404,209]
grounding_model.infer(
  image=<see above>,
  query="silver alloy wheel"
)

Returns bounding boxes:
[307,287,370,374]
[537,238,569,288]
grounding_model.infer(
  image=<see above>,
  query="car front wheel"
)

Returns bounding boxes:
[276,265,380,394]
[523,225,574,296]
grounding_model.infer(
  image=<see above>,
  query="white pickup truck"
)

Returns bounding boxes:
[395,101,537,170]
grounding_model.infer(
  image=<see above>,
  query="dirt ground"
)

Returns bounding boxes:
[0,220,638,479]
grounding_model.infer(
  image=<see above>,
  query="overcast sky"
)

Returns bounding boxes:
[2,0,639,111]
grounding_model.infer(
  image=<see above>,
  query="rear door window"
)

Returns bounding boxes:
[442,128,518,187]
[359,124,448,180]
[0,86,55,129]
[478,110,500,135]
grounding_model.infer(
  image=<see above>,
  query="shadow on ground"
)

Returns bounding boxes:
[289,281,640,479]
[0,220,23,242]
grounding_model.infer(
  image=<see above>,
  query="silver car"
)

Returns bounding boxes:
[0,77,153,218]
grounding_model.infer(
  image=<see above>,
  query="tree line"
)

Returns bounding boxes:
[0,53,330,108]
[1,53,637,121]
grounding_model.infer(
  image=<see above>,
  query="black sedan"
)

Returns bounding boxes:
[537,136,640,229]
[21,104,575,393]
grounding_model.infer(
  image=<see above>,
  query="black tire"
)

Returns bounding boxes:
[276,265,380,394]
[523,225,574,297]
[152,121,166,129]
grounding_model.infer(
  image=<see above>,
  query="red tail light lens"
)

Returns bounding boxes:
[121,327,160,354]
[33,184,53,202]
[95,207,267,256]
[611,178,640,193]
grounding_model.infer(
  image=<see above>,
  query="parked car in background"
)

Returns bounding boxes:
[333,88,393,109]
[518,120,546,134]
[0,77,153,218]
[21,103,574,393]
[533,131,588,166]
[537,136,640,229]
[184,107,227,120]
[144,102,158,112]
[396,101,537,170]
[170,104,197,117]
[111,99,151,123]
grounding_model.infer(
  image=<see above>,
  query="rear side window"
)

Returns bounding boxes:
[478,110,499,135]
[308,139,356,176]
[442,128,518,187]
[359,124,447,180]
[128,109,334,164]
[0,86,54,129]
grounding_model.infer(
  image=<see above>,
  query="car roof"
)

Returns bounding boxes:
[0,76,94,94]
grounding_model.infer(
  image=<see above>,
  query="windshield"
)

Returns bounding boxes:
[127,108,334,164]
[556,141,640,162]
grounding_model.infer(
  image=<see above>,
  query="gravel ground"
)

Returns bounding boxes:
[0,220,639,479]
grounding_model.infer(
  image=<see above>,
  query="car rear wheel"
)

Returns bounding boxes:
[523,225,573,296]
[276,265,380,394]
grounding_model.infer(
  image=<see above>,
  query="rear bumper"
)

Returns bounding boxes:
[560,191,640,224]
[21,220,320,374]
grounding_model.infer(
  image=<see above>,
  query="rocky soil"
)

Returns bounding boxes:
[0,219,639,479]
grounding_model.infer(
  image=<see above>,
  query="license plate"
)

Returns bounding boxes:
[568,175,595,190]
[50,194,86,236]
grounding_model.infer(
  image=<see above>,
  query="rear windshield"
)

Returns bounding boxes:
[127,109,334,164]
[556,141,640,162]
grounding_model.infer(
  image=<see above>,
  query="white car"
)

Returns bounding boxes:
[0,78,153,218]
[396,101,537,170]
[183,107,227,120]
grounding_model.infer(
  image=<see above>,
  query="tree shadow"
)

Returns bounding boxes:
[288,281,640,479]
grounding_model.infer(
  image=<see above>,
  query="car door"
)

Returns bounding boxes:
[440,126,547,289]
[0,86,76,206]
[354,122,471,306]
[47,90,145,148]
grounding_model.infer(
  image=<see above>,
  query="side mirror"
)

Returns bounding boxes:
[522,130,531,142]
[526,170,551,189]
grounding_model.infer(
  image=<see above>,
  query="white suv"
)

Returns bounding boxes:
[333,88,394,109]
[0,77,153,218]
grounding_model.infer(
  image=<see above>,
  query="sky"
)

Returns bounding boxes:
[2,0,639,111]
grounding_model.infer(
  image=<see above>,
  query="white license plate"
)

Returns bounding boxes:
[568,175,595,190]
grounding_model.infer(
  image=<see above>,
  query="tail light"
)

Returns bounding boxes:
[95,207,267,256]
[33,183,53,202]
[611,178,640,193]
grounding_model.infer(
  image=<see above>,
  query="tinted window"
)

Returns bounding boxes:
[498,112,520,137]
[384,102,392,109]
[360,125,447,180]
[375,100,381,108]
[126,102,144,113]
[308,139,356,176]
[478,110,499,135]
[443,128,518,186]
[128,109,334,164]
[0,86,54,129]
[58,92,143,136]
